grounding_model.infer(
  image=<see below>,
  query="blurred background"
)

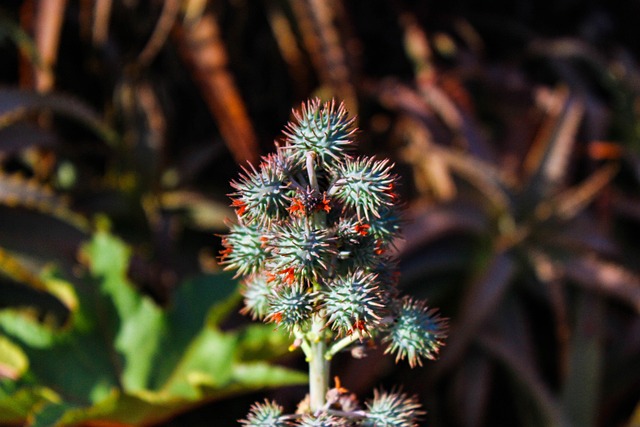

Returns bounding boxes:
[0,0,640,426]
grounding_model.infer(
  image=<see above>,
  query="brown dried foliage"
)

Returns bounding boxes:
[0,1,639,426]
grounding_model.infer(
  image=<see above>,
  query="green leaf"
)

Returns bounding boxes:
[0,265,76,328]
[0,230,305,425]
[27,402,72,427]
[0,385,59,424]
[145,272,239,390]
[235,324,294,362]
[161,327,238,398]
[230,362,308,390]
[0,173,89,231]
[55,390,188,426]
[0,335,28,380]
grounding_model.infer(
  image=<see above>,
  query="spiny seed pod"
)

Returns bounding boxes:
[330,157,396,220]
[362,389,424,427]
[337,238,380,273]
[334,217,378,271]
[366,206,402,244]
[267,218,336,285]
[294,413,349,427]
[369,258,401,297]
[230,154,292,225]
[240,399,287,427]
[240,273,271,320]
[282,98,356,167]
[220,223,269,277]
[335,216,368,243]
[323,270,387,337]
[383,297,448,368]
[266,283,315,332]
[223,99,447,427]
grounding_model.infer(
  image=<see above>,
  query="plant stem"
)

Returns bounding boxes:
[306,149,329,413]
[306,152,319,191]
[308,316,329,413]
[326,334,361,359]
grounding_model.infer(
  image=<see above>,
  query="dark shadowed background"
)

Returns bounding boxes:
[1,1,639,426]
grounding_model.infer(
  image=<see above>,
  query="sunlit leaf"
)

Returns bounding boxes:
[564,255,640,312]
[0,172,88,231]
[160,190,231,231]
[0,230,306,425]
[0,385,59,425]
[553,164,618,220]
[0,250,72,325]
[628,399,640,427]
[0,335,28,380]
[0,246,48,292]
[523,90,584,195]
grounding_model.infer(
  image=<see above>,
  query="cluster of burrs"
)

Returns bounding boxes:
[220,99,447,427]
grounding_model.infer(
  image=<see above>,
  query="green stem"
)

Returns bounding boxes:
[326,334,361,359]
[294,327,312,359]
[309,339,329,412]
[308,316,329,413]
[305,150,329,413]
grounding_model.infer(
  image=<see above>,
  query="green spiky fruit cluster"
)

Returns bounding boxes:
[222,99,447,426]
[240,400,286,427]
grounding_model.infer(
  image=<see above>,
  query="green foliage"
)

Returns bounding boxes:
[0,230,306,426]
[0,334,27,380]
